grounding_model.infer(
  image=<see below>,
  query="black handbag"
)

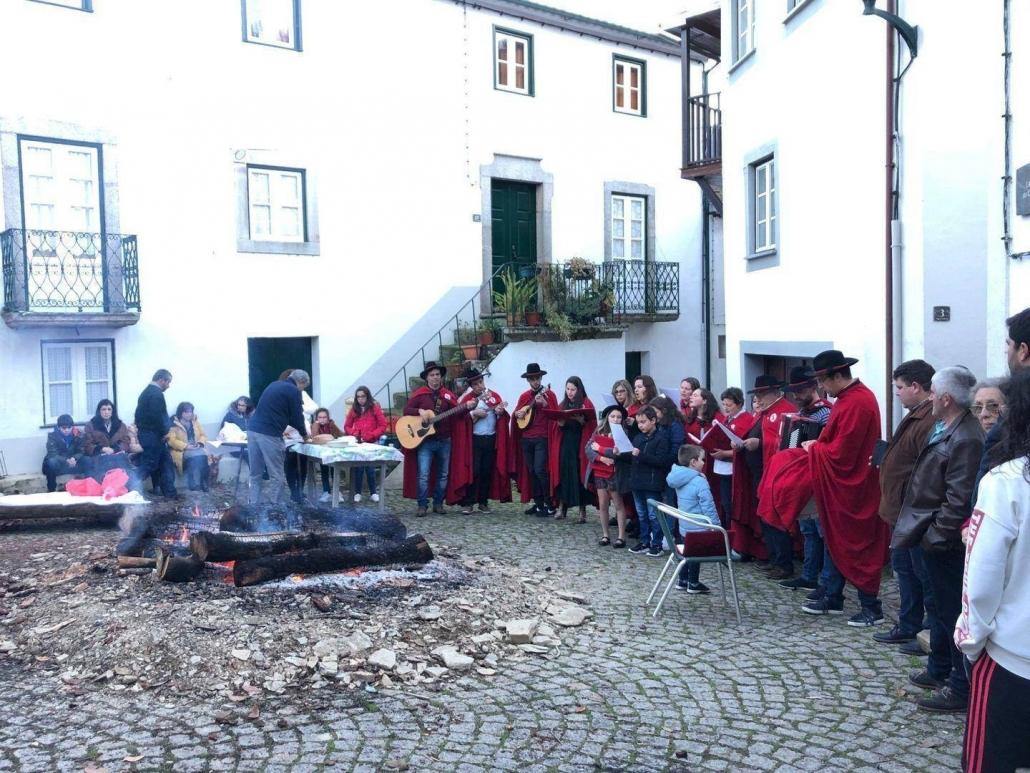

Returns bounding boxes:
[890,506,938,549]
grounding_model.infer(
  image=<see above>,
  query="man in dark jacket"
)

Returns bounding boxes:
[248,369,310,505]
[899,366,984,713]
[133,369,176,497]
[42,414,86,492]
[873,359,937,650]
[628,406,672,557]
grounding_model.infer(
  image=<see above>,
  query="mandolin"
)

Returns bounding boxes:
[395,401,473,450]
[515,383,551,430]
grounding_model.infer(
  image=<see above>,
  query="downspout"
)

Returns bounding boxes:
[1003,0,1029,260]
[884,0,897,438]
[702,200,712,387]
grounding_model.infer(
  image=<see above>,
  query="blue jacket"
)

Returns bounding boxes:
[658,421,685,467]
[249,380,307,439]
[666,464,719,532]
[629,429,671,492]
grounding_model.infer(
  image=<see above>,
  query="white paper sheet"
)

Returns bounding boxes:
[714,419,744,445]
[610,422,634,453]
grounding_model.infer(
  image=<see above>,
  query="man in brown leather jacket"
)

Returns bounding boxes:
[899,366,985,714]
[874,360,937,650]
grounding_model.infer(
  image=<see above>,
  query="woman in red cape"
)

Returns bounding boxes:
[683,388,729,522]
[450,374,512,506]
[547,377,598,521]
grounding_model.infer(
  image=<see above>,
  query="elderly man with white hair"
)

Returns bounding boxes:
[247,369,311,505]
[891,366,985,713]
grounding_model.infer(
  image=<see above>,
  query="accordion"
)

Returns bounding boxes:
[779,414,824,450]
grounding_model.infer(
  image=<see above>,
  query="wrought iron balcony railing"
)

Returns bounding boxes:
[535,259,679,323]
[1,229,141,314]
[684,92,722,170]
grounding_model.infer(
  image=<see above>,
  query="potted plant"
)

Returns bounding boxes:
[544,303,573,342]
[478,317,500,345]
[446,349,465,380]
[564,257,595,281]
[492,268,531,327]
[456,321,480,359]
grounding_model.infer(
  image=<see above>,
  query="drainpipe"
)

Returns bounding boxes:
[883,0,897,438]
[1003,0,1030,260]
[702,200,712,388]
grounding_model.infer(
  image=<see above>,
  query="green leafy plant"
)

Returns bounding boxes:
[492,268,534,326]
[456,320,478,345]
[543,301,573,342]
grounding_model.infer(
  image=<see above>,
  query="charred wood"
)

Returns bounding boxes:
[190,530,369,562]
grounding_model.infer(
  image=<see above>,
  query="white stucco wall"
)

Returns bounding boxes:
[0,0,702,474]
[720,0,1024,425]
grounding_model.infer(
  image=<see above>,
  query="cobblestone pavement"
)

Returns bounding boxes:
[0,504,965,772]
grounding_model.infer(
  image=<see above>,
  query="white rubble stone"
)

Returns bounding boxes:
[368,648,397,671]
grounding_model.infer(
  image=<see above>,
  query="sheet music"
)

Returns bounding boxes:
[714,419,743,445]
[687,432,701,444]
[610,422,634,453]
[601,393,618,408]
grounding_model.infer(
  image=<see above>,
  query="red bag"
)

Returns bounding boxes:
[66,468,129,499]
[65,477,102,497]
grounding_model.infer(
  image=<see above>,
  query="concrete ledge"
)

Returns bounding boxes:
[3,310,140,328]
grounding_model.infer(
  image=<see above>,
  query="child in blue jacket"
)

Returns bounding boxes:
[666,445,722,593]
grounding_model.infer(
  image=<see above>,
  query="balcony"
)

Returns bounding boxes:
[1,229,141,328]
[682,92,722,179]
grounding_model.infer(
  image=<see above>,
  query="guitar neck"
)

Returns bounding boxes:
[428,403,469,425]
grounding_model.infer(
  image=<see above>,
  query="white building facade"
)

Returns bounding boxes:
[0,0,708,476]
[713,0,1027,427]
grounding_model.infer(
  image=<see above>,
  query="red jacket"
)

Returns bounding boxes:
[344,404,387,443]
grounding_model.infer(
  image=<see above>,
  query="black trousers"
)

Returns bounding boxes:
[285,449,308,502]
[761,521,794,572]
[924,546,970,697]
[521,436,549,505]
[463,434,497,506]
[136,430,176,496]
[964,653,1030,773]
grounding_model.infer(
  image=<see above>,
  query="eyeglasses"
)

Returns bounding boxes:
[971,402,1002,416]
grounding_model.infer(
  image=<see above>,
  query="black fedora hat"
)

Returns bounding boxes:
[784,366,817,392]
[521,362,547,379]
[463,366,486,382]
[746,374,785,394]
[805,350,859,379]
[420,361,446,380]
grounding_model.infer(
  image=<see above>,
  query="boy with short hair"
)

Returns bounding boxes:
[629,406,672,556]
[667,444,722,593]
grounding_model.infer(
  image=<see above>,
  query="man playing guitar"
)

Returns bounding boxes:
[511,363,558,516]
[402,361,465,516]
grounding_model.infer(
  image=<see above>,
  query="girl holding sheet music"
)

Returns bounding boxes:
[650,395,687,508]
[586,405,630,547]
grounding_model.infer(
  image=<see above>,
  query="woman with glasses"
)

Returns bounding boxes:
[971,379,1007,434]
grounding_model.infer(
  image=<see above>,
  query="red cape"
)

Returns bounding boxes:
[728,411,765,557]
[547,398,598,499]
[698,413,728,522]
[809,380,889,595]
[448,389,512,503]
[401,386,469,503]
[509,387,558,503]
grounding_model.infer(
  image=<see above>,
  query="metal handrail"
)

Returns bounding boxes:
[685,91,722,168]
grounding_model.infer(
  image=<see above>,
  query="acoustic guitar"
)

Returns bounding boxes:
[395,402,473,450]
[515,383,551,430]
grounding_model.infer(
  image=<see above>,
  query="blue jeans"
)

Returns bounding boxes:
[416,438,451,508]
[353,466,378,495]
[891,546,926,636]
[183,454,209,491]
[823,544,882,615]
[799,518,824,583]
[632,491,662,550]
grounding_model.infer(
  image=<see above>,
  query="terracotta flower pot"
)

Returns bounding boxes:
[461,344,479,360]
[477,331,495,346]
[524,310,542,326]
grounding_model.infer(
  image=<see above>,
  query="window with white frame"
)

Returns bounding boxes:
[247,166,305,242]
[41,340,114,424]
[752,157,777,253]
[20,138,100,233]
[611,194,646,259]
[495,29,532,95]
[613,57,645,116]
[735,0,754,61]
[243,0,300,50]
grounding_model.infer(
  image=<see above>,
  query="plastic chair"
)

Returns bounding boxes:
[645,499,742,624]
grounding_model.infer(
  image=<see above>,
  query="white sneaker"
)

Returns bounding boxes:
[370,493,380,503]
[318,492,331,503]
[353,493,362,503]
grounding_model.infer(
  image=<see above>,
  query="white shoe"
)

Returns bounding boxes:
[370,493,380,503]
[318,492,331,503]
[353,493,362,503]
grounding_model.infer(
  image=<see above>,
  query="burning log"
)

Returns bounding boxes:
[232,535,434,587]
[189,530,369,563]
[155,547,204,583]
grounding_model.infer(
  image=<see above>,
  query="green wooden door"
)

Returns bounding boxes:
[248,337,314,403]
[491,180,537,289]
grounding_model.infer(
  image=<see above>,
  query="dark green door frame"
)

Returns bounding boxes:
[490,179,537,290]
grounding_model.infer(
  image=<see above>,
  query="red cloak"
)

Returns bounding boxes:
[449,388,512,503]
[546,399,598,500]
[697,413,729,522]
[808,380,889,595]
[509,387,558,503]
[401,385,471,504]
[728,411,764,557]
